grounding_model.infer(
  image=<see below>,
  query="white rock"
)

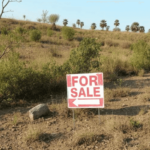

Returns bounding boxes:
[29,104,50,121]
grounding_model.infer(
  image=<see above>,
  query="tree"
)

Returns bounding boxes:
[100,20,107,30]
[139,26,145,33]
[41,10,48,23]
[37,18,42,23]
[63,19,68,26]
[106,26,110,31]
[23,15,26,20]
[114,19,120,28]
[76,19,80,28]
[91,23,96,30]
[48,14,59,24]
[125,25,130,32]
[148,29,150,33]
[80,22,84,28]
[0,0,22,19]
[48,14,59,30]
[131,22,139,32]
[72,23,76,28]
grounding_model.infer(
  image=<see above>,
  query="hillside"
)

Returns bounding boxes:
[0,18,150,150]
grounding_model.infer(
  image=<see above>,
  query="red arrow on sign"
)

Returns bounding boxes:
[68,98,103,108]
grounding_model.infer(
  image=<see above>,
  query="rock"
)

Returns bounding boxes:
[29,104,50,121]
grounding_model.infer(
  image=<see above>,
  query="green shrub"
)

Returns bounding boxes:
[61,38,101,74]
[30,30,41,41]
[1,27,8,35]
[47,28,53,37]
[15,26,25,34]
[0,53,66,103]
[130,40,150,70]
[61,26,75,41]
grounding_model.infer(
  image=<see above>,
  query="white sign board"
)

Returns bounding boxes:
[66,73,104,108]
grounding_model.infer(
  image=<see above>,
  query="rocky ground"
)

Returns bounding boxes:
[0,73,150,150]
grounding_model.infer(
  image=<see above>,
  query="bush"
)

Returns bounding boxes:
[0,53,66,103]
[47,28,53,37]
[61,38,101,74]
[61,27,75,41]
[130,40,150,70]
[100,56,135,80]
[30,30,41,41]
[1,27,8,35]
[15,26,25,34]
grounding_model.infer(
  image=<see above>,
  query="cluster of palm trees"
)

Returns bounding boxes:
[63,19,84,29]
[69,19,147,33]
[36,12,149,33]
[126,22,145,33]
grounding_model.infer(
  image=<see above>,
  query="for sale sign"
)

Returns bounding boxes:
[66,73,104,108]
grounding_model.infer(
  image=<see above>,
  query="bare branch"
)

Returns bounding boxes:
[0,45,10,59]
[0,0,22,19]
[3,0,10,9]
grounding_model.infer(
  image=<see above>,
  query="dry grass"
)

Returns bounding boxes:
[24,124,43,143]
[138,69,145,77]
[105,87,130,102]
[73,132,107,146]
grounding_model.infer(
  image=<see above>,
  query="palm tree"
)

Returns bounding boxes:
[100,20,107,30]
[76,19,80,28]
[63,19,68,26]
[139,26,145,33]
[131,22,139,32]
[91,23,96,30]
[23,15,26,20]
[114,19,120,28]
[125,25,130,32]
[37,18,42,23]
[106,26,110,31]
[80,22,84,28]
[72,23,76,28]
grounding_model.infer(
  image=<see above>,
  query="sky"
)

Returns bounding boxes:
[1,0,150,32]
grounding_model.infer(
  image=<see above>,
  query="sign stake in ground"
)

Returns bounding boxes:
[98,108,100,124]
[72,109,75,130]
[66,72,104,129]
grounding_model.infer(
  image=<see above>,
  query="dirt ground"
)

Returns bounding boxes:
[0,73,150,150]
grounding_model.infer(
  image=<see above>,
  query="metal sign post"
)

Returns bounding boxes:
[98,108,100,124]
[73,109,75,130]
